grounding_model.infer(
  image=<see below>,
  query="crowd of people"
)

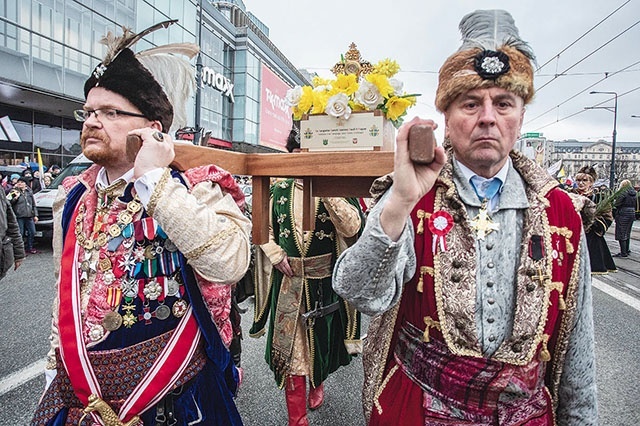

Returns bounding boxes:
[0,8,636,426]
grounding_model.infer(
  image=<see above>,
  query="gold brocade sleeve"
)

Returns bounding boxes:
[47,183,70,368]
[149,170,251,284]
[320,197,362,238]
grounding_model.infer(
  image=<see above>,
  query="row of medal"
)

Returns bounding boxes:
[90,275,190,342]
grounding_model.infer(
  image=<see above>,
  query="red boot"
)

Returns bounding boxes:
[285,375,309,426]
[308,381,324,410]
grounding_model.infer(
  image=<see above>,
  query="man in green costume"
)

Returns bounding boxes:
[250,126,363,426]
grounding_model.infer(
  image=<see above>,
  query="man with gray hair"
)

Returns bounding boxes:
[333,9,597,425]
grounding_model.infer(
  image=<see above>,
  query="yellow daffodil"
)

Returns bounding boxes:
[312,76,331,87]
[365,73,394,98]
[331,74,358,96]
[373,59,400,78]
[286,57,418,127]
[385,96,413,121]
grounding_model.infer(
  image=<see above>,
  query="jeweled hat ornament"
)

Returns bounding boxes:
[83,20,198,134]
[435,9,536,112]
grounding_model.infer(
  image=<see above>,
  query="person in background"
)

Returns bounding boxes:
[31,170,43,193]
[5,173,20,195]
[333,9,597,425]
[0,190,25,280]
[43,172,53,188]
[8,177,38,254]
[250,125,363,426]
[49,164,62,178]
[574,166,616,273]
[31,21,250,426]
[613,179,637,257]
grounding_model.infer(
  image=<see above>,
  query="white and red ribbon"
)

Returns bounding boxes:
[428,210,454,254]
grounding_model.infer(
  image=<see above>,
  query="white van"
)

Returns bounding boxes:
[34,154,93,239]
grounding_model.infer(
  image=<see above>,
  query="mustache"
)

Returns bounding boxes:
[81,130,108,145]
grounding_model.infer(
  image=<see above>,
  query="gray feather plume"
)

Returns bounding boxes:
[458,10,536,63]
[100,20,178,66]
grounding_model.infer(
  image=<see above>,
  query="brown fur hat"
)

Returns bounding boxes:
[435,10,536,112]
[577,165,598,182]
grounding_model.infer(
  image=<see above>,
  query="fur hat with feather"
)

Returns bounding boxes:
[435,10,536,112]
[84,20,199,134]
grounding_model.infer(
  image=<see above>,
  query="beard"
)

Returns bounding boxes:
[80,130,121,165]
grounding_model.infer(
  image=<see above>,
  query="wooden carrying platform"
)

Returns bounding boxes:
[172,143,394,244]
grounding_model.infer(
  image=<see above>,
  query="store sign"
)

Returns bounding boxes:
[259,64,293,151]
[201,66,234,103]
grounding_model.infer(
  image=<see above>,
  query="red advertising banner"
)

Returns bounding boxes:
[259,64,293,151]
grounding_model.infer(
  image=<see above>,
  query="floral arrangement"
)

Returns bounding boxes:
[285,58,419,128]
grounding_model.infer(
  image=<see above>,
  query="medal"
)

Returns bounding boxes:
[118,211,133,225]
[109,223,122,237]
[155,304,171,320]
[98,257,112,272]
[102,311,123,331]
[166,278,180,297]
[102,270,116,285]
[164,239,177,252]
[143,279,163,300]
[172,299,188,318]
[89,324,105,341]
[144,245,156,259]
[122,302,137,328]
[96,232,108,247]
[127,200,142,214]
[469,201,499,240]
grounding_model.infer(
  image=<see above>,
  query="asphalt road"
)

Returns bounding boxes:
[0,235,639,425]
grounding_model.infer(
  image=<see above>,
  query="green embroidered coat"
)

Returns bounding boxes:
[250,179,363,387]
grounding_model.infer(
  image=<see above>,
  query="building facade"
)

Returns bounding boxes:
[0,0,309,170]
[550,139,640,187]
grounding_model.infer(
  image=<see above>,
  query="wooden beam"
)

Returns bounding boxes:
[169,143,395,243]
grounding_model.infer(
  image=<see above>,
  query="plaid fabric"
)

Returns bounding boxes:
[32,331,206,426]
[394,322,553,425]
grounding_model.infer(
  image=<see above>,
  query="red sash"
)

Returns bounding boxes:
[57,206,202,423]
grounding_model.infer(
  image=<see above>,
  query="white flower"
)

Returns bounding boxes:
[325,93,352,119]
[354,80,383,110]
[389,78,403,96]
[285,86,303,107]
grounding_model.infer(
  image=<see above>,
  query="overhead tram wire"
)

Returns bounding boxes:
[535,0,632,74]
[527,85,640,133]
[525,59,640,126]
[536,19,640,92]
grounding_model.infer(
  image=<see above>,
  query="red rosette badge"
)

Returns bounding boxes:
[427,210,454,254]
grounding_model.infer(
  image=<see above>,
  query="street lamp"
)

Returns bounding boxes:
[587,90,618,188]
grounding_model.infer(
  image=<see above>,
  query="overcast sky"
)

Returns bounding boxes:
[246,0,640,144]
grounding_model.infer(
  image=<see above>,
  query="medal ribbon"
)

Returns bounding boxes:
[58,202,202,423]
[106,287,122,311]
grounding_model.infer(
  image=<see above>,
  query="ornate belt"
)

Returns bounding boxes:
[31,331,206,426]
[394,322,546,416]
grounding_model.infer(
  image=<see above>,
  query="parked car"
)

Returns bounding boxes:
[34,154,93,239]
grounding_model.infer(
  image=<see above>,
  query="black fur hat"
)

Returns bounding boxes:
[84,47,173,132]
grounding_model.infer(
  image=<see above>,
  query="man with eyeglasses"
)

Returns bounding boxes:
[32,22,250,426]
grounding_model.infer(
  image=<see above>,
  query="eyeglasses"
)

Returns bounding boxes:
[73,108,147,122]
